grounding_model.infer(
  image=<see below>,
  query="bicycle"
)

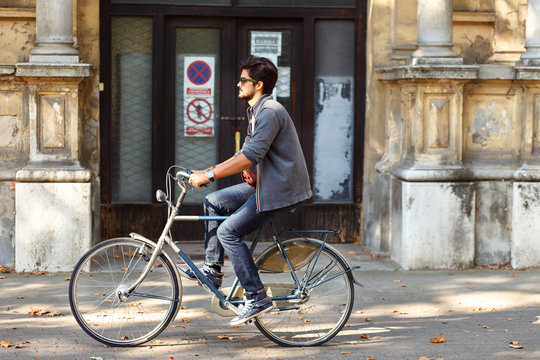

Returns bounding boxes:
[69,166,361,347]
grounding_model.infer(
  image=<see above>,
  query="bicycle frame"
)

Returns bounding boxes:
[121,170,360,316]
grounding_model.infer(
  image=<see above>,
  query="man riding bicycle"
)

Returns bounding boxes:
[185,56,312,326]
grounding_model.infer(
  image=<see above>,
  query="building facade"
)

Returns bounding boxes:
[1,0,539,271]
[364,0,540,269]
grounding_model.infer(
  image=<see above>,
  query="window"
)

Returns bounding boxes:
[313,20,355,202]
[110,17,153,202]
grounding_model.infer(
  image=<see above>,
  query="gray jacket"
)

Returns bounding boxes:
[239,94,312,212]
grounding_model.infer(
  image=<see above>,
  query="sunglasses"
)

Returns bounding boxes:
[239,77,259,84]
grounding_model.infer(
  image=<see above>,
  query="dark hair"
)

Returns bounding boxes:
[240,56,278,95]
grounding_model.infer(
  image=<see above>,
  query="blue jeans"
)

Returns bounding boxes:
[203,182,279,294]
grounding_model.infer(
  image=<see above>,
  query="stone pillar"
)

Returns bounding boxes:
[30,0,79,63]
[520,0,540,66]
[14,1,92,272]
[411,0,462,65]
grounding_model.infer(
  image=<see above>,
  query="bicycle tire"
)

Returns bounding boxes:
[254,239,354,346]
[69,237,181,347]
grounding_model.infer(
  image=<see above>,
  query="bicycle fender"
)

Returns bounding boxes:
[311,240,362,287]
[256,237,362,287]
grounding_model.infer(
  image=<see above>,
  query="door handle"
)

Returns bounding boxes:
[235,131,241,153]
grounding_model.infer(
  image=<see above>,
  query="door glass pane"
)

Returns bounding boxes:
[248,30,292,114]
[111,17,153,203]
[313,20,354,202]
[175,28,220,202]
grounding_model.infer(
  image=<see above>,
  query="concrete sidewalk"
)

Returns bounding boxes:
[1,243,540,360]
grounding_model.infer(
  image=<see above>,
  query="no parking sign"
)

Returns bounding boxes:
[183,56,215,137]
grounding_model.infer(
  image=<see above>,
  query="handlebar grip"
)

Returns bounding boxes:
[176,170,192,181]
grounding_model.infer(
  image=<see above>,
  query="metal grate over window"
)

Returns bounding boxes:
[111,17,153,203]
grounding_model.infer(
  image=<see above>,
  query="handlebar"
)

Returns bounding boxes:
[176,170,192,182]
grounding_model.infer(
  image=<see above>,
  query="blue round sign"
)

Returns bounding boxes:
[187,61,212,85]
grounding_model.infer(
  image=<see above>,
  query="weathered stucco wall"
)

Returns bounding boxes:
[77,0,101,247]
[363,0,393,252]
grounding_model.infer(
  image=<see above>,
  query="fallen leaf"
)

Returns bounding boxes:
[0,265,14,274]
[0,341,13,348]
[29,270,48,276]
[341,352,351,355]
[120,336,129,340]
[482,326,490,329]
[509,341,525,349]
[364,318,372,322]
[64,277,71,281]
[180,317,190,323]
[360,334,369,339]
[365,358,375,360]
[217,335,239,342]
[28,309,50,317]
[430,333,445,343]
[167,357,174,360]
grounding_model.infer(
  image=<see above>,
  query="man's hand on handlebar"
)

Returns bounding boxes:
[189,172,210,189]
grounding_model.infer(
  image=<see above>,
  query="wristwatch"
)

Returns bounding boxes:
[206,169,215,182]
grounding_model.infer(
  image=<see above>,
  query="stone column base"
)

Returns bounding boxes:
[15,182,91,272]
[391,180,475,269]
[512,182,540,269]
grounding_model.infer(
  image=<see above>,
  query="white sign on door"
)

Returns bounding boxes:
[183,56,215,137]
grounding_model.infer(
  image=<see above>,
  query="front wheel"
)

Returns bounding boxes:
[69,238,181,347]
[254,240,355,346]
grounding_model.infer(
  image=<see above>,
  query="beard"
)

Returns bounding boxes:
[238,88,254,101]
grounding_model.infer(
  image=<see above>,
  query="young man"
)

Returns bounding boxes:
[185,56,312,326]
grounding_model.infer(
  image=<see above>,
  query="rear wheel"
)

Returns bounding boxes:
[254,240,354,346]
[69,238,181,346]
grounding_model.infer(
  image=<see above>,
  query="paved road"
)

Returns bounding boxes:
[1,243,539,360]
